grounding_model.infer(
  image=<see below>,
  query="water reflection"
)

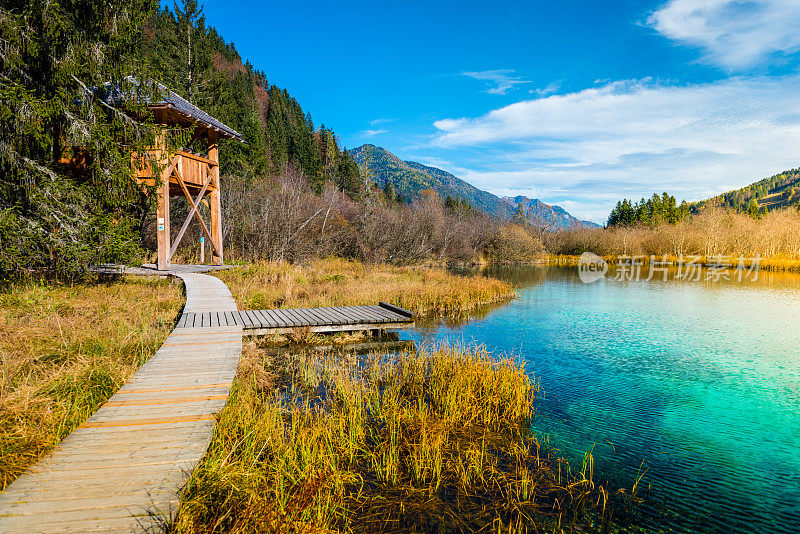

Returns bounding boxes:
[404,264,800,534]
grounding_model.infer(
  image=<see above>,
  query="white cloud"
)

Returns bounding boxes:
[432,76,800,222]
[462,69,531,95]
[360,129,388,138]
[649,0,800,69]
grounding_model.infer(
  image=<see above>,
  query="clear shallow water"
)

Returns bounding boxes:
[403,267,800,533]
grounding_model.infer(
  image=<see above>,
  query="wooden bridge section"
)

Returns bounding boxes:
[0,274,242,533]
[176,302,415,336]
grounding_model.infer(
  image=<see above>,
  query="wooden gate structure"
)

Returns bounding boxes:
[113,79,245,270]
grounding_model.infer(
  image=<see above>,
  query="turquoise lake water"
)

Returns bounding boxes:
[403,266,800,533]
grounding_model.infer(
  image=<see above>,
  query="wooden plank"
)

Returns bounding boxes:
[244,310,260,329]
[344,306,373,324]
[379,301,414,319]
[267,308,295,327]
[283,308,309,326]
[284,308,311,327]
[337,306,366,322]
[299,308,325,326]
[362,304,395,320]
[0,272,243,533]
[320,306,353,324]
[255,309,279,328]
[303,307,331,325]
[348,306,381,323]
[248,310,266,328]
[305,307,333,324]
[366,304,404,322]
[331,306,362,324]
[329,306,360,324]
[244,321,414,337]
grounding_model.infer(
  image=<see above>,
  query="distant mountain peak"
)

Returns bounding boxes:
[349,144,599,229]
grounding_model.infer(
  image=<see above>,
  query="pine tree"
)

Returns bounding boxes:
[383,181,397,204]
[747,198,760,219]
[513,204,527,224]
[0,0,159,275]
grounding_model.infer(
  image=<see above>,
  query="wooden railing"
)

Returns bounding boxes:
[173,150,217,189]
[133,150,217,190]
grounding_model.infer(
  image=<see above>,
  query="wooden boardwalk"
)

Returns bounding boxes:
[0,273,242,533]
[176,302,414,335]
[0,271,413,533]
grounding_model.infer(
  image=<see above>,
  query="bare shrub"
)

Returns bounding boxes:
[486,224,545,264]
[219,168,496,265]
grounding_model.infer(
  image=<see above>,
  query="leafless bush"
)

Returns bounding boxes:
[219,168,496,265]
[486,224,545,264]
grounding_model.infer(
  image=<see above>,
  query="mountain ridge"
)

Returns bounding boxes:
[349,144,599,229]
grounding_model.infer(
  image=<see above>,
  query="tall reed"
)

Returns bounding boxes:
[172,343,636,533]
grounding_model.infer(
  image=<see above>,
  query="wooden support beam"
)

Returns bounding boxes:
[156,135,171,271]
[168,168,221,261]
[208,133,223,265]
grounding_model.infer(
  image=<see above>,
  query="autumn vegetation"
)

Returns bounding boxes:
[547,206,800,265]
[170,343,639,533]
[0,277,182,489]
[214,258,514,318]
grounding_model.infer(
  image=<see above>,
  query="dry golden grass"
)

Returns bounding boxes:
[549,253,800,271]
[171,342,634,533]
[0,276,182,489]
[215,258,515,317]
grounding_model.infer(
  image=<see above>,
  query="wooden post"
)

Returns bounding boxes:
[208,132,223,266]
[156,133,171,271]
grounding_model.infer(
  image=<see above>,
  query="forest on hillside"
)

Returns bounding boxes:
[0,0,363,275]
[692,168,800,214]
[2,0,532,276]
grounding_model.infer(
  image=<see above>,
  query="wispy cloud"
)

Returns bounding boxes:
[369,118,396,126]
[462,69,531,95]
[360,129,388,138]
[530,80,561,96]
[649,0,800,69]
[432,76,800,221]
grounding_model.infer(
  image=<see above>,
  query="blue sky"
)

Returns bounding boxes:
[196,0,800,222]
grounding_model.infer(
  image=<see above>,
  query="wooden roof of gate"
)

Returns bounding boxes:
[93,76,245,143]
